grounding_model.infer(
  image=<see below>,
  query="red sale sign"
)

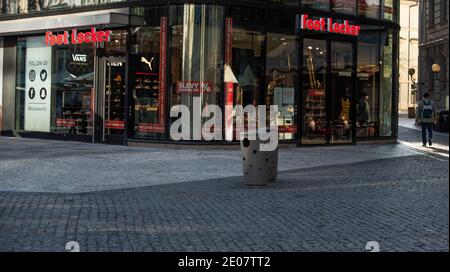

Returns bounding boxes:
[176,81,213,95]
[105,120,125,130]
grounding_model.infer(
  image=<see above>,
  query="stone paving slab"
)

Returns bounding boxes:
[398,119,449,159]
[399,117,449,137]
[0,154,447,252]
[0,125,448,252]
[399,118,449,151]
[0,136,418,193]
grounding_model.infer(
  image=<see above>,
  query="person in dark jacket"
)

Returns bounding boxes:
[416,93,436,147]
[357,92,371,126]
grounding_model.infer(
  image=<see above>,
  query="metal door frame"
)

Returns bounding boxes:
[298,33,357,146]
[95,54,127,144]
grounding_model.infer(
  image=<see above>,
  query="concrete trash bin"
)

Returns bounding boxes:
[240,133,278,186]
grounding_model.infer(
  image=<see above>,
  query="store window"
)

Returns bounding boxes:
[428,0,435,26]
[357,26,380,138]
[225,7,265,141]
[1,0,126,16]
[170,5,224,140]
[359,0,380,19]
[265,11,299,141]
[383,0,396,21]
[380,29,393,136]
[269,0,299,5]
[102,30,127,140]
[330,41,354,144]
[302,39,327,144]
[433,0,441,25]
[302,0,330,11]
[266,33,298,140]
[54,40,95,136]
[229,30,264,107]
[441,0,448,23]
[332,0,357,15]
[130,7,167,140]
[0,0,18,14]
[15,35,95,135]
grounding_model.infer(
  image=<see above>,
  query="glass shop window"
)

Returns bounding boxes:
[383,0,397,21]
[15,36,95,135]
[302,0,330,11]
[332,0,357,15]
[224,7,266,141]
[53,42,95,135]
[380,29,394,136]
[268,0,299,5]
[266,33,299,141]
[359,0,381,19]
[1,0,127,16]
[357,26,380,138]
[130,7,168,140]
[170,4,224,141]
[302,39,328,145]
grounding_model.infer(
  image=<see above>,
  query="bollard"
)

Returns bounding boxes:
[240,132,278,186]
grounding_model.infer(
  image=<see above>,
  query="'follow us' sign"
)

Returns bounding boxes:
[24,38,52,132]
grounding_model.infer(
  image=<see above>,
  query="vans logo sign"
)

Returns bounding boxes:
[72,54,87,62]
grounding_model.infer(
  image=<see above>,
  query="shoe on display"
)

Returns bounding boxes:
[113,74,122,82]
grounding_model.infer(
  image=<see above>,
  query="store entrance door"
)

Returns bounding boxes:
[301,38,328,144]
[329,41,355,144]
[92,29,128,144]
[98,56,126,144]
[301,38,355,145]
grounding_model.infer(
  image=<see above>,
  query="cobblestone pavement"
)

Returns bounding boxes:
[0,126,448,252]
[0,136,417,193]
[398,117,449,157]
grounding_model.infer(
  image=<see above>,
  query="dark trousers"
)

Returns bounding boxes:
[421,123,433,145]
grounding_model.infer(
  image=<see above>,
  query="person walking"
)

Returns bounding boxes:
[357,92,371,126]
[416,93,436,147]
[356,92,372,136]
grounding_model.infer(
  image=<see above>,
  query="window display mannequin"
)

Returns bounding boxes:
[356,92,373,137]
[357,92,371,126]
[340,95,350,122]
[337,90,351,140]
[308,118,316,135]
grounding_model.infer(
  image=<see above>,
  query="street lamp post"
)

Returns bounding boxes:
[408,67,424,119]
[431,63,449,85]
[409,68,424,86]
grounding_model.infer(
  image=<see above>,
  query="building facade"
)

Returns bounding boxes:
[418,0,449,110]
[399,0,419,113]
[0,0,400,146]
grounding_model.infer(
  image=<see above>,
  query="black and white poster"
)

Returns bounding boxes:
[24,39,52,132]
